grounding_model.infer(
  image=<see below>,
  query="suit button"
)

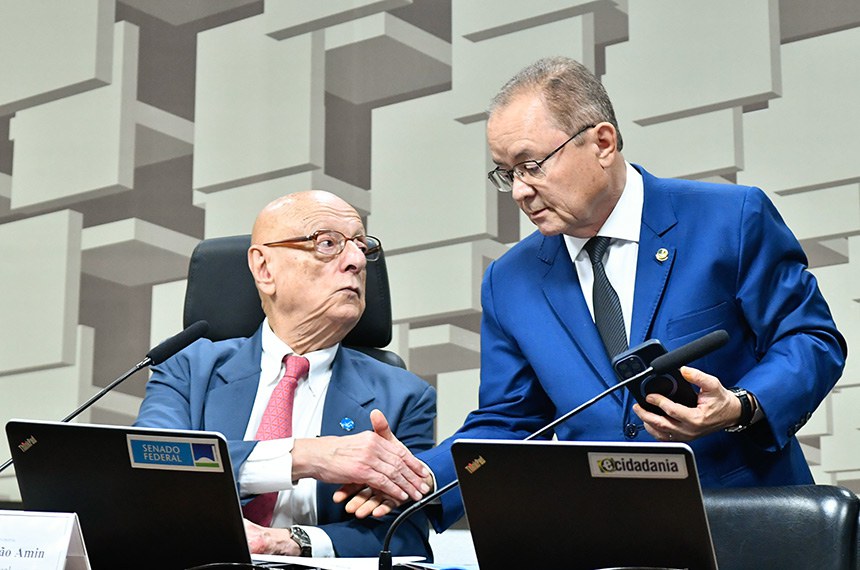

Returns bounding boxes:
[624,423,639,439]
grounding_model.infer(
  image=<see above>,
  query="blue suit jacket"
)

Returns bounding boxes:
[421,165,847,531]
[135,326,436,558]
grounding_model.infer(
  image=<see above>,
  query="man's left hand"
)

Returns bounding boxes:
[243,518,300,555]
[632,366,743,441]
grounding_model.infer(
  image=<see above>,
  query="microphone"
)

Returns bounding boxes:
[143,320,210,367]
[0,321,209,475]
[651,329,728,375]
[378,330,729,570]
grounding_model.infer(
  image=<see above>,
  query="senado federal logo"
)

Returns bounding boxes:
[588,452,689,479]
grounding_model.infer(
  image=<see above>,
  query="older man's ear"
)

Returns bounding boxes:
[248,245,275,296]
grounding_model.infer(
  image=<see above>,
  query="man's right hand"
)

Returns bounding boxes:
[335,470,434,518]
[292,409,430,502]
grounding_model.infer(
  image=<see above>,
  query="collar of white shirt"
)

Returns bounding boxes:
[564,161,644,258]
[260,317,337,395]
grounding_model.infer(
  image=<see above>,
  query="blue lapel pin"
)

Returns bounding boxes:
[339,417,355,432]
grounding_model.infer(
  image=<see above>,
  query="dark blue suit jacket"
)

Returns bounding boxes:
[135,326,436,558]
[421,165,847,531]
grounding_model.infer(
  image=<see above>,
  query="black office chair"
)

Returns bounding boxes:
[183,234,404,368]
[703,484,860,570]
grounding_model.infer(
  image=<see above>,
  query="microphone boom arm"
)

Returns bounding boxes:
[378,329,730,569]
[379,367,653,569]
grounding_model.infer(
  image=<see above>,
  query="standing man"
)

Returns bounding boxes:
[136,190,435,558]
[342,56,847,533]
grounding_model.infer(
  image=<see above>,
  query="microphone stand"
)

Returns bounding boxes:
[0,321,209,476]
[0,358,152,475]
[378,368,651,570]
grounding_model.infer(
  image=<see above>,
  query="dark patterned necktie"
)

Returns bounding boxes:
[584,236,628,358]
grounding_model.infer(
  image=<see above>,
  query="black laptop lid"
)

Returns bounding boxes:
[451,439,718,570]
[6,420,252,570]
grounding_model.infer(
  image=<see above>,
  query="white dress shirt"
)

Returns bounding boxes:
[238,318,336,556]
[563,162,644,344]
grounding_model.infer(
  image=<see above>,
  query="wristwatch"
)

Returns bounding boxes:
[289,525,312,557]
[725,387,761,432]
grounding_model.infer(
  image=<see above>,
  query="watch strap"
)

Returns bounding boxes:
[725,387,754,432]
[290,525,312,557]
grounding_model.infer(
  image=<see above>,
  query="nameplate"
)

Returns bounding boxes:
[0,510,90,570]
[587,451,689,479]
[127,434,224,472]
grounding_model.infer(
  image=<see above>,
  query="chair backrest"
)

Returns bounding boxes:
[703,484,859,570]
[183,235,404,367]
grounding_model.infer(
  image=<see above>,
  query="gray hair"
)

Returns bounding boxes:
[489,56,623,151]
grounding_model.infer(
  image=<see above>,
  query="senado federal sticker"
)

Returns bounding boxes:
[127,434,224,472]
[588,452,688,479]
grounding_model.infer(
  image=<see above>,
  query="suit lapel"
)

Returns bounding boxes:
[630,165,678,346]
[320,347,376,436]
[316,347,377,522]
[540,235,621,399]
[205,328,264,439]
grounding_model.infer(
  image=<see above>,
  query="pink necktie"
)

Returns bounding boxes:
[242,354,310,526]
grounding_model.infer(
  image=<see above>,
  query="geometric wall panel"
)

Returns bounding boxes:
[819,385,860,492]
[150,280,187,351]
[612,108,743,180]
[81,218,199,287]
[0,325,95,502]
[434,368,479,442]
[775,183,860,241]
[387,239,507,324]
[193,16,325,193]
[738,26,860,194]
[371,92,489,251]
[408,324,480,377]
[779,0,860,44]
[195,170,371,239]
[119,0,259,26]
[454,0,615,42]
[264,0,410,39]
[325,13,451,106]
[9,22,139,211]
[606,0,780,126]
[0,0,113,115]
[0,172,9,214]
[451,14,597,123]
[0,210,82,375]
[809,251,860,388]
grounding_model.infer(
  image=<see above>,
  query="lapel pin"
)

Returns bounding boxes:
[655,248,669,262]
[339,417,355,432]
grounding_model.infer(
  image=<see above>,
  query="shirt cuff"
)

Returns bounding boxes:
[419,459,441,502]
[299,525,335,558]
[238,438,295,495]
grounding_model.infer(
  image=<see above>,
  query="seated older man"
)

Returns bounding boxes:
[135,190,435,559]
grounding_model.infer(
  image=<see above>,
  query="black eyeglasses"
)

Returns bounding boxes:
[487,123,596,191]
[263,229,382,261]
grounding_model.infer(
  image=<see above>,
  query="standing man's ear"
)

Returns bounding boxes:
[594,122,620,167]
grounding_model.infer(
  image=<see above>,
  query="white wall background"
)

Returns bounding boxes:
[1,0,859,507]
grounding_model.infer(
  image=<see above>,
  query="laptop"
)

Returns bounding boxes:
[451,439,719,570]
[5,419,255,570]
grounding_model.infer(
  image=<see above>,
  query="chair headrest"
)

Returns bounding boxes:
[183,235,394,348]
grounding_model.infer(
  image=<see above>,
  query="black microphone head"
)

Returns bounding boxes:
[145,320,209,365]
[651,330,729,374]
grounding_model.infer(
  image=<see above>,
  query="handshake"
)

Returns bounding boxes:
[298,409,432,518]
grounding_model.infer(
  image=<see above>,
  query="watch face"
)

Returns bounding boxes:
[290,526,312,556]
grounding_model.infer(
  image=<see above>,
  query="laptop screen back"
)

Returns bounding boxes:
[6,420,252,569]
[451,439,718,570]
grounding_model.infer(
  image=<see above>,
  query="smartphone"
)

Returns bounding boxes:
[611,339,698,415]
